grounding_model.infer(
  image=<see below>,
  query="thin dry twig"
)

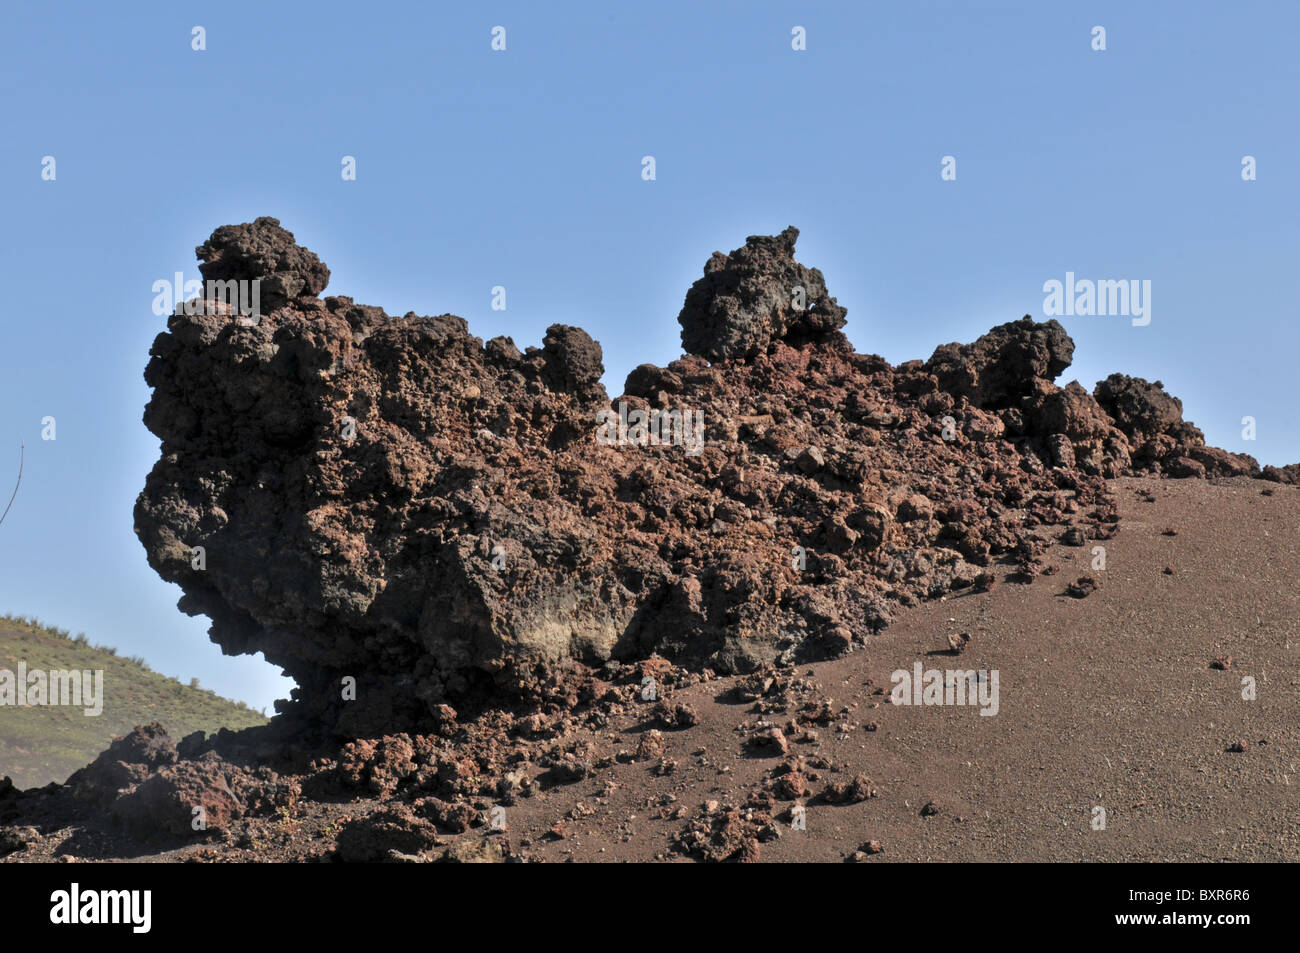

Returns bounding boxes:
[0,439,23,529]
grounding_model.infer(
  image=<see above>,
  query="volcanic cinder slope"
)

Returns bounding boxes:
[132,219,1283,739]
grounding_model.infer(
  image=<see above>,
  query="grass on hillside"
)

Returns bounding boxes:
[0,614,269,790]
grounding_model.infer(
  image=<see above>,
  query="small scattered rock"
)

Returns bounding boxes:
[820,774,877,805]
[636,730,667,762]
[855,840,884,857]
[1066,575,1100,598]
[653,701,700,730]
[796,446,826,474]
[747,727,790,757]
[772,772,810,800]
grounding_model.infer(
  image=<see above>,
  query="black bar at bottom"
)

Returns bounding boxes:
[0,861,1276,941]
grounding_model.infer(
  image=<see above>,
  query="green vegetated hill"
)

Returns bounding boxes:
[0,615,268,789]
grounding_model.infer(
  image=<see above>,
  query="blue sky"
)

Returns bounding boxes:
[0,1,1295,712]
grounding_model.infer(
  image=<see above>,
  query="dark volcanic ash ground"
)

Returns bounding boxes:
[131,218,1271,739]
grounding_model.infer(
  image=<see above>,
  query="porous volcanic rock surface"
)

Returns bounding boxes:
[133,219,1264,738]
[677,226,849,360]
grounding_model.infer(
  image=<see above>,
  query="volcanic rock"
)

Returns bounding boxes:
[134,219,1288,737]
[819,773,877,804]
[925,315,1074,408]
[1066,575,1101,599]
[677,227,848,361]
[1091,374,1257,477]
[1093,374,1188,449]
[66,722,178,804]
[65,725,297,840]
[335,805,440,862]
[1262,463,1300,485]
[196,216,330,314]
[112,753,298,838]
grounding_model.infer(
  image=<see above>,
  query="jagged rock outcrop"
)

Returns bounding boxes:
[677,227,848,361]
[925,316,1075,408]
[1093,373,1258,477]
[196,217,330,313]
[1262,463,1300,484]
[65,724,298,839]
[134,219,1272,736]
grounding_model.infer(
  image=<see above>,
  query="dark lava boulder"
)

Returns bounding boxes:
[66,722,178,805]
[536,324,605,399]
[196,216,331,313]
[1262,463,1300,485]
[64,724,297,840]
[1093,373,1190,448]
[925,315,1074,408]
[1093,373,1258,476]
[677,226,848,361]
[134,220,1281,737]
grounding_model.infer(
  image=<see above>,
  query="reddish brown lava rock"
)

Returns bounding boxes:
[133,219,1281,736]
[1066,575,1101,599]
[335,804,441,862]
[635,730,667,762]
[747,726,791,757]
[652,700,700,729]
[65,721,178,805]
[196,217,330,314]
[1262,463,1300,484]
[64,724,299,840]
[674,799,779,862]
[819,773,877,804]
[850,840,885,860]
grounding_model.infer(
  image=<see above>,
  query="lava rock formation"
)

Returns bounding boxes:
[135,218,1263,736]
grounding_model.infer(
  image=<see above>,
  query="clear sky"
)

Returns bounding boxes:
[0,1,1295,712]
